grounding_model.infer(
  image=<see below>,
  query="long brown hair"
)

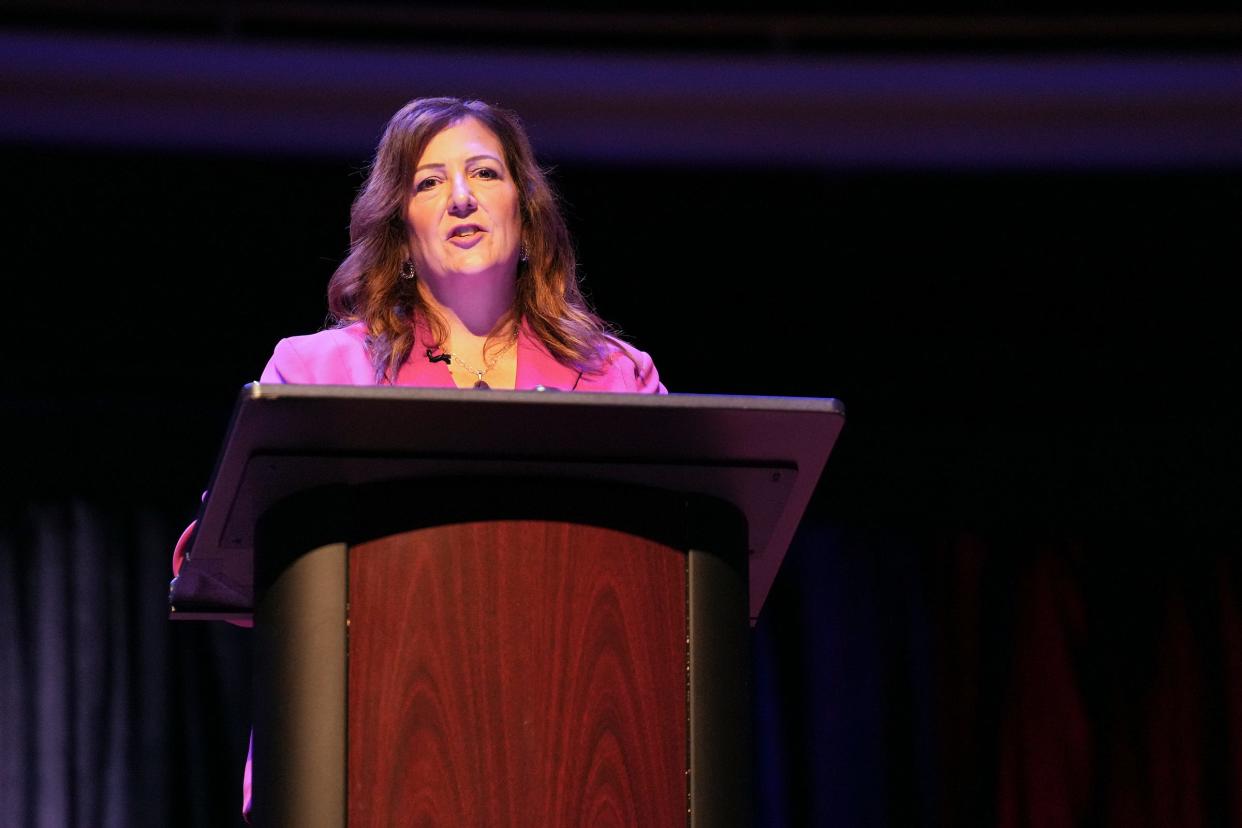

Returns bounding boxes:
[326,96,617,382]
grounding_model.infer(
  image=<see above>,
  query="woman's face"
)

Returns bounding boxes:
[405,116,522,283]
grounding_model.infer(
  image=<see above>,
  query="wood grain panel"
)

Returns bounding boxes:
[347,520,687,827]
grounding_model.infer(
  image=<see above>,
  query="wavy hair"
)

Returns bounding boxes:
[326,96,617,382]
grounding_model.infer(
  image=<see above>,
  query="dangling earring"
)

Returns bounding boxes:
[400,259,416,280]
[519,243,529,263]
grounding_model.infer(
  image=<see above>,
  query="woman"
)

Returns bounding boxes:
[260,95,665,393]
[174,96,666,821]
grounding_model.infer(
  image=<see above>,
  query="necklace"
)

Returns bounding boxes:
[436,332,518,389]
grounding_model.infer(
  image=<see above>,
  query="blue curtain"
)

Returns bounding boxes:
[0,500,251,828]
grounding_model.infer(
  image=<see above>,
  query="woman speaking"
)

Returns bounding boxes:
[259,95,665,394]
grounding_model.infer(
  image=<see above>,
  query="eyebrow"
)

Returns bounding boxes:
[415,154,504,173]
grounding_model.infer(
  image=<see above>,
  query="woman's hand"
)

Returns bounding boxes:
[171,519,196,578]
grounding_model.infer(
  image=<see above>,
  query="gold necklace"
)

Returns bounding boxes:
[444,332,518,389]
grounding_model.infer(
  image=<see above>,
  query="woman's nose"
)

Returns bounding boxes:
[448,173,477,216]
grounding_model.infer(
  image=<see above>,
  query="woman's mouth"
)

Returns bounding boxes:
[448,224,483,240]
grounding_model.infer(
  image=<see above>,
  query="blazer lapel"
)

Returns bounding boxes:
[515,323,583,391]
[393,318,456,387]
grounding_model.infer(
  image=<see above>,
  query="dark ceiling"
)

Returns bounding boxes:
[4,1,1242,54]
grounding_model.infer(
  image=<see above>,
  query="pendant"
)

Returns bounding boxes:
[473,379,490,390]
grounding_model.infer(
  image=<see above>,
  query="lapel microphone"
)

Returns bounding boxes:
[425,348,451,365]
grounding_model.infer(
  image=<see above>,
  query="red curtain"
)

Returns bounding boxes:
[755,523,1242,827]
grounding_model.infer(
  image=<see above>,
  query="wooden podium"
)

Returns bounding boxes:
[170,385,844,827]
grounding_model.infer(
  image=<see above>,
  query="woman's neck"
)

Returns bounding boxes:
[416,276,520,390]
[416,272,516,339]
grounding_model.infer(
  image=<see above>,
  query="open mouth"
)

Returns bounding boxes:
[448,225,483,239]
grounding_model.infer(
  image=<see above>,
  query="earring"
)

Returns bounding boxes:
[519,243,529,263]
[400,259,416,280]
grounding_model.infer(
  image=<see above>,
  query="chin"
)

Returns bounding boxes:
[448,260,501,276]
[452,253,517,275]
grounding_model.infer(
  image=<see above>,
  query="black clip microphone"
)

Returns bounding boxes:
[425,348,451,365]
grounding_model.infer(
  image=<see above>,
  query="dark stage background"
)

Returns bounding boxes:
[2,4,1242,826]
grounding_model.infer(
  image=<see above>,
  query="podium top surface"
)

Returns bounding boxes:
[171,384,844,623]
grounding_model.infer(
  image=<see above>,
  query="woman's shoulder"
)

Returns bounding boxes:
[259,322,374,384]
[576,335,667,394]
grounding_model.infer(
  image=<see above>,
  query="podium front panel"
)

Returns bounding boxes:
[347,520,688,826]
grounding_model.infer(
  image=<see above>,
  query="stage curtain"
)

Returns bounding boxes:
[754,521,1242,827]
[0,499,251,828]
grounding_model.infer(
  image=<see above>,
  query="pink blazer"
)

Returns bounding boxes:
[259,321,667,393]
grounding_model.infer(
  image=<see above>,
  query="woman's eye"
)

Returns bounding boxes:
[473,168,499,180]
[416,177,440,191]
